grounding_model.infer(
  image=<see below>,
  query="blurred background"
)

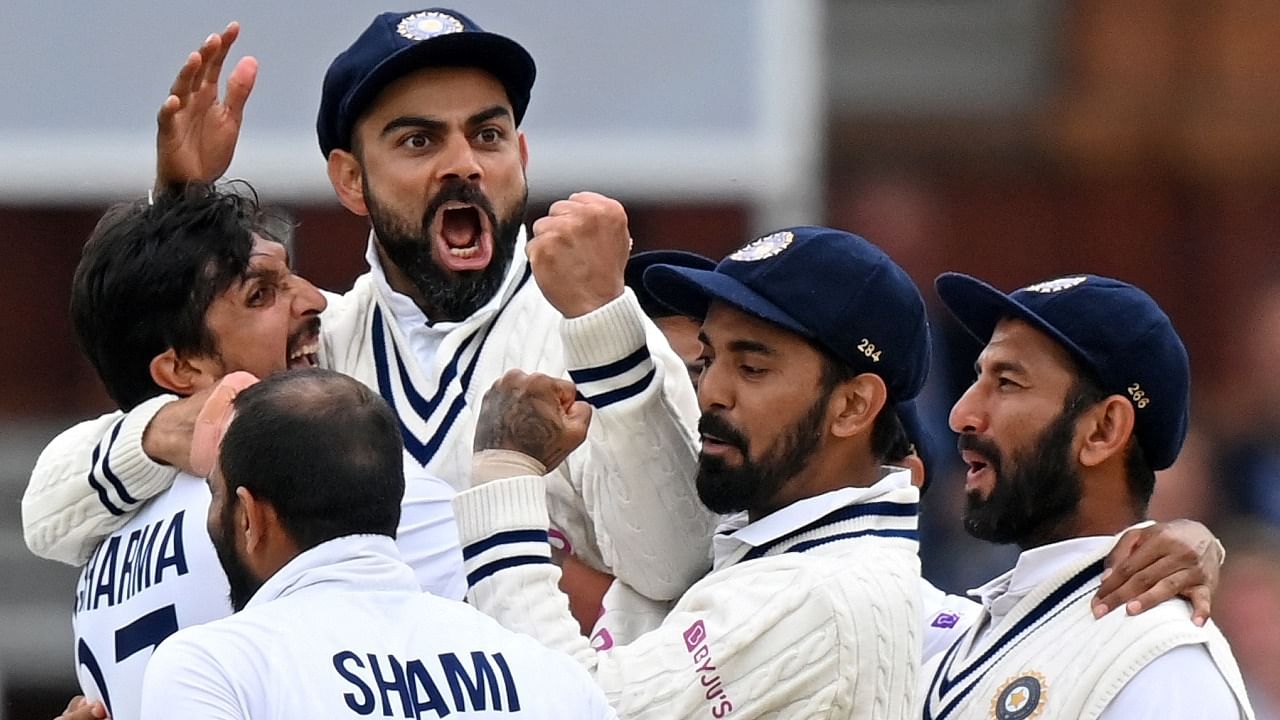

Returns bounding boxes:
[1,1,1277,717]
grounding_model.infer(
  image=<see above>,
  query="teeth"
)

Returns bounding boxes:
[449,246,479,258]
[289,342,319,360]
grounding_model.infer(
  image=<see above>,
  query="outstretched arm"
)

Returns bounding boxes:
[155,22,257,189]
[1093,519,1223,626]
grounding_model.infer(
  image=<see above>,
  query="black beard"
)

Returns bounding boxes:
[211,499,263,612]
[366,177,526,322]
[695,394,827,515]
[960,405,1085,548]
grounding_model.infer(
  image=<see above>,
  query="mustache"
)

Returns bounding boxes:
[286,316,322,354]
[698,412,749,453]
[423,180,498,232]
[957,432,1002,471]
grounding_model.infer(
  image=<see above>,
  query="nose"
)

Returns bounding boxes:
[949,382,986,435]
[289,273,327,317]
[696,360,731,415]
[437,133,482,184]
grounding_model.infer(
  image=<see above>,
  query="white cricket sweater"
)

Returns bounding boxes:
[920,533,1255,720]
[23,228,716,603]
[454,470,924,719]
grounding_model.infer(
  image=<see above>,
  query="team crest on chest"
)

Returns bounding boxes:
[728,230,794,262]
[992,672,1047,720]
[397,11,464,41]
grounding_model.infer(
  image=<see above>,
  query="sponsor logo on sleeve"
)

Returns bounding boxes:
[683,620,734,718]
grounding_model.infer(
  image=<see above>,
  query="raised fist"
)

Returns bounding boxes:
[473,370,592,470]
[527,192,630,318]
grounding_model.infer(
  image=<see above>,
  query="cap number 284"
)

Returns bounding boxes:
[857,339,882,363]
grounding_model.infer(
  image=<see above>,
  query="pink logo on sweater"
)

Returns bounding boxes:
[591,628,614,651]
[683,620,734,717]
[684,620,707,651]
[548,528,572,555]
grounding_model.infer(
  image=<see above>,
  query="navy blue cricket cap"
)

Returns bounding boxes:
[935,272,1190,470]
[643,226,931,401]
[625,250,716,319]
[317,8,536,158]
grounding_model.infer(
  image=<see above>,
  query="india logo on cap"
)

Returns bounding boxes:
[1021,276,1086,294]
[729,230,795,262]
[397,11,464,41]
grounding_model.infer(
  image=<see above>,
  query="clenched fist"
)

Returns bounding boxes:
[473,370,593,470]
[528,192,630,318]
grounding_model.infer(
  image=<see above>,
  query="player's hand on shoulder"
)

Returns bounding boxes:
[528,192,630,318]
[1093,518,1222,626]
[53,695,107,720]
[142,384,219,474]
[156,21,257,189]
[474,370,592,470]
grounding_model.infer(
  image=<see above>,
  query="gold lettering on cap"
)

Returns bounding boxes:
[1127,383,1150,409]
[857,339,882,363]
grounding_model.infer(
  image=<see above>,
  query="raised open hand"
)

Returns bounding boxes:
[155,22,258,188]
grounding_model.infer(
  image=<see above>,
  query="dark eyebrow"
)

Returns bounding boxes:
[467,105,511,127]
[380,106,512,138]
[728,339,776,356]
[697,331,777,356]
[381,115,446,137]
[975,359,1027,377]
[242,265,285,285]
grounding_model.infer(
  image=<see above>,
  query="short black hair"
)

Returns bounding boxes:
[71,182,276,410]
[817,349,909,463]
[1066,366,1156,513]
[219,368,404,550]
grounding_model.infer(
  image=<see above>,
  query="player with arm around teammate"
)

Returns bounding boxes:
[139,367,614,720]
[66,183,324,720]
[24,7,714,611]
[453,227,927,719]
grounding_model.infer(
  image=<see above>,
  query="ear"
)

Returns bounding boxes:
[829,372,888,439]
[1077,395,1136,469]
[518,131,529,171]
[327,148,369,217]
[235,486,280,556]
[149,348,212,396]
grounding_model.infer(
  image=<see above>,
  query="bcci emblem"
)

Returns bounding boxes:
[729,231,795,262]
[1021,276,1086,294]
[397,11,464,41]
[992,673,1046,720]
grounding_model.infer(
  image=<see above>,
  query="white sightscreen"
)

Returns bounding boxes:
[0,1,823,226]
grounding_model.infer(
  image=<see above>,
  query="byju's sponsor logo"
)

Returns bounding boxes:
[683,620,734,718]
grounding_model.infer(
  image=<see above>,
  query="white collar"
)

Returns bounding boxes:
[364,225,530,330]
[712,467,917,568]
[968,535,1115,612]
[245,534,419,610]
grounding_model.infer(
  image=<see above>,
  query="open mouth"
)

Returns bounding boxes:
[287,322,321,370]
[288,344,319,369]
[700,433,742,458]
[961,450,993,491]
[433,202,494,272]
